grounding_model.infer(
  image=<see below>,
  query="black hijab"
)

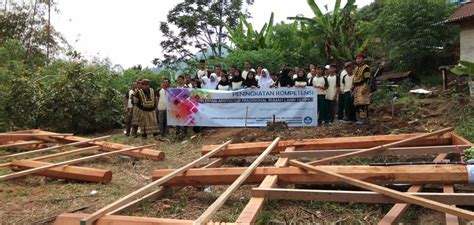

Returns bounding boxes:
[244,73,258,87]
[231,72,244,83]
[218,75,230,86]
[277,68,294,87]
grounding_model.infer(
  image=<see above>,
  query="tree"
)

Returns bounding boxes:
[225,12,274,51]
[373,0,458,73]
[290,0,369,63]
[158,0,253,66]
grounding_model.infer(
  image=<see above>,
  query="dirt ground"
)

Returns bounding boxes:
[0,90,473,224]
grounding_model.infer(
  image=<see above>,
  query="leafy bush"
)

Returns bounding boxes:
[224,49,284,73]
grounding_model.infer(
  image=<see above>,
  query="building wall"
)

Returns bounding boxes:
[460,21,474,62]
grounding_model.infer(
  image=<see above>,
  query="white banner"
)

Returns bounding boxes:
[167,87,318,127]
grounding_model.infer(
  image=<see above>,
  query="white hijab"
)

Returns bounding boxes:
[208,73,219,90]
[201,76,211,89]
[258,69,274,89]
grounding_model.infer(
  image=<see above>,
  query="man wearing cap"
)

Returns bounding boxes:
[136,79,159,138]
[352,53,371,125]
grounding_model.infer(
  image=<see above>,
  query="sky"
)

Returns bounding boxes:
[52,0,373,69]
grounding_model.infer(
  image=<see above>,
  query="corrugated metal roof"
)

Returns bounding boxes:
[443,2,474,24]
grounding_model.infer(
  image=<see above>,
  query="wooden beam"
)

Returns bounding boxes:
[451,132,474,147]
[0,135,110,160]
[0,133,73,137]
[235,147,293,224]
[79,140,232,225]
[0,146,101,169]
[10,160,111,183]
[289,160,474,221]
[152,164,469,186]
[34,131,164,160]
[0,140,44,149]
[308,127,453,165]
[0,144,155,181]
[55,213,235,225]
[194,137,280,225]
[251,188,474,205]
[444,185,460,225]
[378,153,448,224]
[280,145,470,159]
[201,133,453,157]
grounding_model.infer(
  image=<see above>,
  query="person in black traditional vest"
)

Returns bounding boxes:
[352,53,371,125]
[136,79,159,138]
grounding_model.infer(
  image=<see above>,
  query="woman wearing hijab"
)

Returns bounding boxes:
[243,70,259,89]
[216,74,231,91]
[207,73,219,90]
[230,70,244,90]
[258,69,274,89]
[275,68,295,87]
[294,68,308,88]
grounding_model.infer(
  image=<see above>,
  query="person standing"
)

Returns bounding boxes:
[216,74,231,90]
[256,65,263,80]
[325,65,341,125]
[353,53,371,125]
[241,61,251,79]
[294,69,308,88]
[214,65,224,81]
[258,69,274,89]
[196,59,209,79]
[230,68,244,90]
[338,61,356,122]
[243,70,258,88]
[136,79,159,138]
[184,74,193,88]
[311,66,329,125]
[175,76,188,138]
[131,79,143,137]
[124,81,138,136]
[157,78,171,137]
[275,68,295,87]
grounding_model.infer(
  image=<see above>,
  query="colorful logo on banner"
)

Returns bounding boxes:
[167,88,210,125]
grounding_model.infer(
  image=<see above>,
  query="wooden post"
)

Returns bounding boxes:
[0,144,155,181]
[0,135,110,160]
[194,137,281,225]
[236,147,294,224]
[0,133,73,137]
[308,127,453,165]
[79,140,232,225]
[289,160,474,221]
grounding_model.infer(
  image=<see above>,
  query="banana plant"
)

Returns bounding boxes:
[290,0,369,62]
[225,12,274,51]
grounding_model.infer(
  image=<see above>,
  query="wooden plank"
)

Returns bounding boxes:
[0,144,155,181]
[0,146,101,169]
[0,135,110,160]
[10,160,112,183]
[151,164,469,186]
[201,133,453,157]
[194,137,280,225]
[0,140,44,149]
[33,131,164,160]
[451,132,474,146]
[444,185,460,225]
[280,145,471,159]
[308,127,453,165]
[79,140,232,225]
[55,213,235,225]
[236,147,294,224]
[289,160,474,221]
[251,188,474,205]
[378,153,448,225]
[0,133,73,137]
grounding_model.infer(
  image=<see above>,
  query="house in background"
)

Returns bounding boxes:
[443,1,474,62]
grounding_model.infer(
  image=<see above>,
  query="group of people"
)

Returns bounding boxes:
[124,53,372,138]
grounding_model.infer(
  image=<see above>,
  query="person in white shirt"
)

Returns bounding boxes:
[325,65,341,125]
[338,61,356,122]
[214,65,224,81]
[175,75,188,138]
[258,69,274,89]
[216,74,231,91]
[241,61,251,79]
[196,59,208,79]
[311,66,329,125]
[157,78,170,137]
[292,66,301,79]
[307,64,315,80]
[124,81,138,136]
[256,65,263,80]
